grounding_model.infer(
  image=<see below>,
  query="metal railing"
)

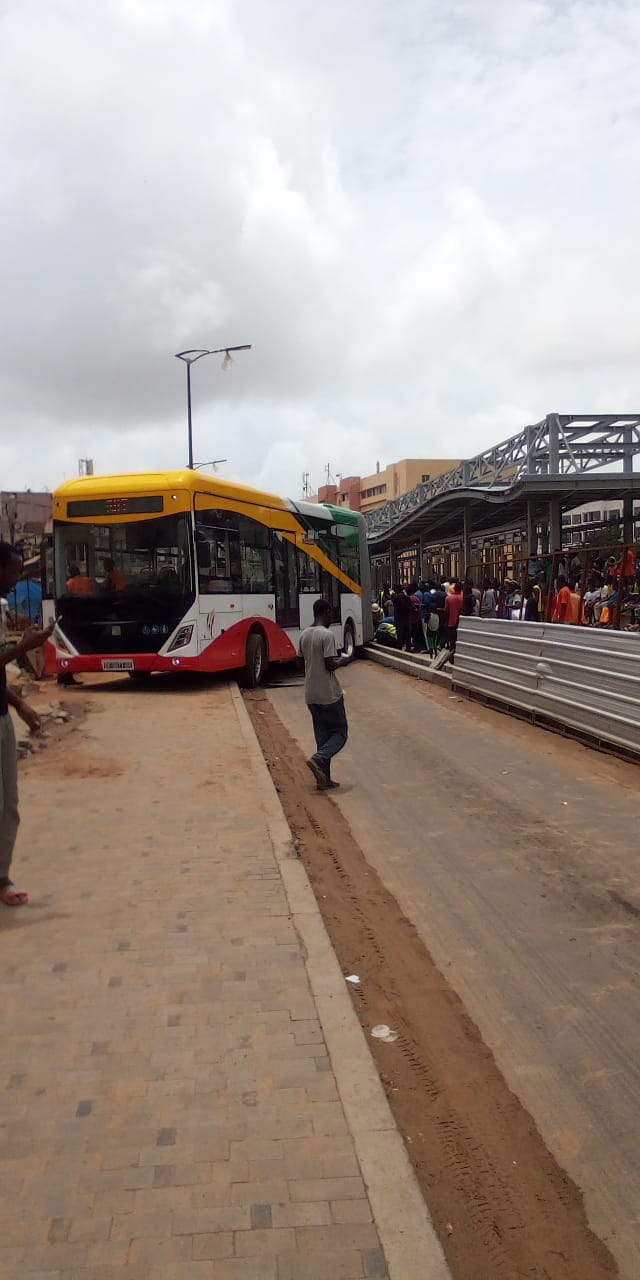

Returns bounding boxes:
[463,544,640,629]
[453,617,640,759]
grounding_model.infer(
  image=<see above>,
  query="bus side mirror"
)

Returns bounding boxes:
[197,540,211,570]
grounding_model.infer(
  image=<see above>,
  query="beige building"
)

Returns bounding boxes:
[1,490,52,554]
[311,458,459,514]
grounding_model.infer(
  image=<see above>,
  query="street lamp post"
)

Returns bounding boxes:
[174,345,251,469]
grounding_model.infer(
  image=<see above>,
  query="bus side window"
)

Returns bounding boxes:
[320,568,340,620]
[297,548,320,593]
[335,527,360,585]
[237,516,273,593]
[195,509,241,593]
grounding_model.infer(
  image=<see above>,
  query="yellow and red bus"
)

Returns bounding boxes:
[43,470,372,685]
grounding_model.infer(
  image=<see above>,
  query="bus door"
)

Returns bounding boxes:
[273,534,300,630]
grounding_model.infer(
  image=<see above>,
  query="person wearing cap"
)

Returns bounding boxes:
[375,614,399,648]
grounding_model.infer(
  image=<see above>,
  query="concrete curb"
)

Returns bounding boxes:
[363,645,452,688]
[231,683,452,1280]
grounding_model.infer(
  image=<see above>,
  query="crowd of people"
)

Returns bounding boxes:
[499,547,640,628]
[373,547,640,657]
[373,579,473,660]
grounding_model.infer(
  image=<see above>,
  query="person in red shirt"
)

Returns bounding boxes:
[444,581,464,657]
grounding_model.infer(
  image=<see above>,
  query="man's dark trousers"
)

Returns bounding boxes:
[308,696,348,779]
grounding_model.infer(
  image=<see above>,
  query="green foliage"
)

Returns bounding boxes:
[584,522,621,548]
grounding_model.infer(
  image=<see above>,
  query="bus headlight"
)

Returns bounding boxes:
[168,624,193,652]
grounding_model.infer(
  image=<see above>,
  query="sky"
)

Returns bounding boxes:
[2,0,640,498]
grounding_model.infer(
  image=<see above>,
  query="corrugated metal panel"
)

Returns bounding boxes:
[453,618,640,757]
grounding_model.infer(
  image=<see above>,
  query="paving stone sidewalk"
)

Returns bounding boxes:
[0,679,388,1279]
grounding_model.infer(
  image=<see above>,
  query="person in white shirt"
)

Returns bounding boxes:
[299,598,352,790]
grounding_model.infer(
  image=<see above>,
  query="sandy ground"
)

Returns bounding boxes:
[245,658,640,1280]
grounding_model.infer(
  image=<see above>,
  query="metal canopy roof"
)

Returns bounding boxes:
[366,414,640,551]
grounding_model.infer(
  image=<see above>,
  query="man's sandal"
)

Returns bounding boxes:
[0,883,29,907]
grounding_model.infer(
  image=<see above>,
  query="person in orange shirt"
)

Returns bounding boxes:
[66,564,92,595]
[569,584,583,624]
[552,575,580,624]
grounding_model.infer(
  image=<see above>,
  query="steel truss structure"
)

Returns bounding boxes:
[365,414,640,544]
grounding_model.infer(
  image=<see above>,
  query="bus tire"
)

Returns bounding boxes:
[343,620,356,659]
[244,632,267,688]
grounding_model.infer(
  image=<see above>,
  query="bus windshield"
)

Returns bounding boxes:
[55,513,193,597]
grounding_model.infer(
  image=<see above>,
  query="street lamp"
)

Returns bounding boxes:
[193,459,227,472]
[174,345,251,469]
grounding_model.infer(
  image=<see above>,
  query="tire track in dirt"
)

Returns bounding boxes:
[245,687,618,1280]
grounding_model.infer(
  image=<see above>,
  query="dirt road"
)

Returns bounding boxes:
[247,659,640,1280]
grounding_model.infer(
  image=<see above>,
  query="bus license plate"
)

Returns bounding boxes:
[101,659,134,671]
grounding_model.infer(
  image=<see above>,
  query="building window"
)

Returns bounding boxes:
[571,514,582,525]
[421,474,430,483]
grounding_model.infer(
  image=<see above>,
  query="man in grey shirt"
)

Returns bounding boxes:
[299,598,351,790]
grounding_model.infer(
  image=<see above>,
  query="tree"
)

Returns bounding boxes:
[584,523,621,548]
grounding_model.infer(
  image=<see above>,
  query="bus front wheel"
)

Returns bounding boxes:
[343,621,356,660]
[244,632,267,688]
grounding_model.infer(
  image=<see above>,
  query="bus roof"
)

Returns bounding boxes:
[53,470,290,510]
[322,503,361,527]
[53,471,365,528]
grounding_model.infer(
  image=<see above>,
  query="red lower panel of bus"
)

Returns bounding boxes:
[45,616,297,675]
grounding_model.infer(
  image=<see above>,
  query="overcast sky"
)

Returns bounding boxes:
[2,0,640,497]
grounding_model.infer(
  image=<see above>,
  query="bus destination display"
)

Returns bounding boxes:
[67,496,164,518]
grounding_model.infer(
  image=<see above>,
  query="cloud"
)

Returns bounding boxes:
[1,0,640,496]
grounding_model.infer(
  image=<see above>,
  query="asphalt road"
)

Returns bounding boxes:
[266,658,640,1280]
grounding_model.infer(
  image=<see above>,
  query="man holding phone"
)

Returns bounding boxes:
[299,598,352,790]
[0,542,54,906]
